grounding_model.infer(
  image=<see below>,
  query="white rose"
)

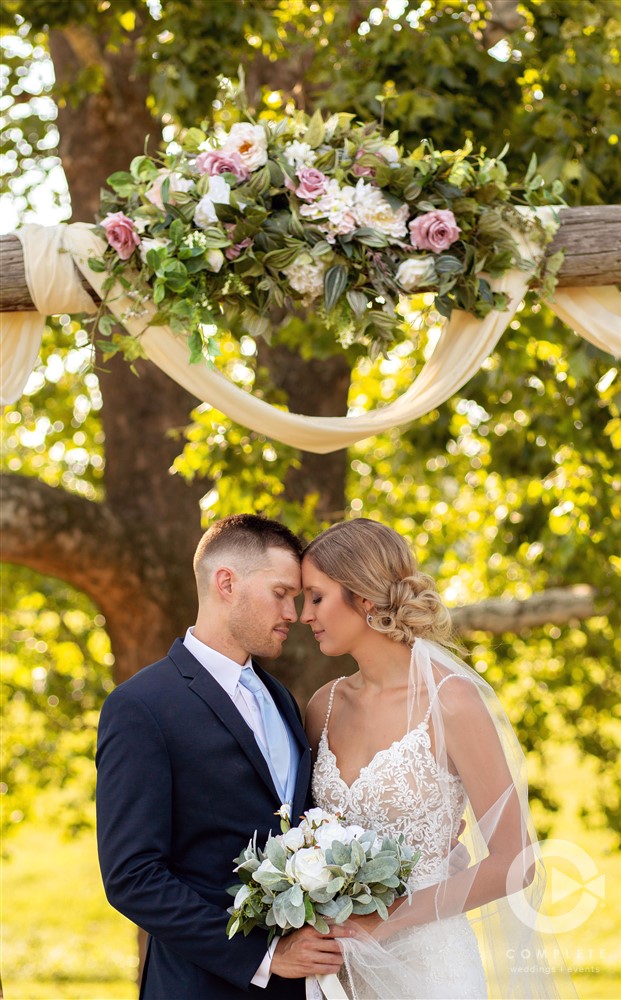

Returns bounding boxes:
[222,122,268,171]
[194,195,218,228]
[139,237,171,264]
[344,824,367,841]
[253,858,284,885]
[302,807,329,827]
[379,143,400,164]
[284,255,328,303]
[396,256,436,291]
[205,248,225,272]
[286,847,330,892]
[284,140,316,170]
[313,823,351,852]
[353,178,409,239]
[277,802,292,824]
[194,175,231,229]
[281,827,306,852]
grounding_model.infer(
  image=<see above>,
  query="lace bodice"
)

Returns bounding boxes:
[312,677,468,886]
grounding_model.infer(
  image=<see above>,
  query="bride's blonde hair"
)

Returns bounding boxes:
[303,518,454,647]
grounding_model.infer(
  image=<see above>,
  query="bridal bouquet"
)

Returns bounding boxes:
[91,106,563,364]
[226,805,418,941]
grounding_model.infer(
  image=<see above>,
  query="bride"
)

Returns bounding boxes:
[302,518,575,1000]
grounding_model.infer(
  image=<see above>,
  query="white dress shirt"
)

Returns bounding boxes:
[183,628,276,987]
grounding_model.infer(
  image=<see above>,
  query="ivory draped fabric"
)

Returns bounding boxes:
[1,219,620,455]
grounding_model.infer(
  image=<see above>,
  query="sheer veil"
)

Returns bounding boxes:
[337,637,577,1000]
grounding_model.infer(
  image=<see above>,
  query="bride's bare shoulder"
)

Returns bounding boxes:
[305,680,338,752]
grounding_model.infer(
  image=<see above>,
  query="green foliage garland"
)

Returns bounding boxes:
[91,108,563,364]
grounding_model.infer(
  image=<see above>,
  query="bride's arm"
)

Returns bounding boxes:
[351,678,531,935]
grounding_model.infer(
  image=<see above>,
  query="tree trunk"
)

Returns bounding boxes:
[0,25,207,693]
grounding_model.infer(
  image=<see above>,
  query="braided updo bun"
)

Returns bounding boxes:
[303,518,454,647]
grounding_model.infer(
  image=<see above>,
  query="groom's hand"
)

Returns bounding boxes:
[271,924,349,978]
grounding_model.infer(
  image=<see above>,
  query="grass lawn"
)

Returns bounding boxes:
[2,814,138,1000]
[2,746,618,1000]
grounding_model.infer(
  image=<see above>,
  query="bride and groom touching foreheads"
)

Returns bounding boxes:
[96,514,575,1000]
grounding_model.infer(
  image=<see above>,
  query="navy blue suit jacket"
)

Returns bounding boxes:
[96,638,312,999]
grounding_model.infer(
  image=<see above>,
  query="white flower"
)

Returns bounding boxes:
[253,858,284,885]
[205,249,225,272]
[277,803,291,824]
[396,256,436,291]
[344,824,367,841]
[305,807,338,826]
[193,175,231,229]
[194,196,218,228]
[284,140,317,170]
[222,122,268,172]
[353,179,409,239]
[281,827,306,852]
[286,846,331,892]
[138,237,171,264]
[299,179,357,242]
[313,822,352,852]
[284,255,328,303]
[378,143,400,164]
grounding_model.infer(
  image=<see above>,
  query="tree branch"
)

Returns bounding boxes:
[0,474,180,681]
[451,585,597,634]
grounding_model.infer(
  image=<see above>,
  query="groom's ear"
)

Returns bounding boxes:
[214,566,235,600]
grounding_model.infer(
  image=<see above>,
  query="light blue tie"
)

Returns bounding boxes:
[238,667,290,800]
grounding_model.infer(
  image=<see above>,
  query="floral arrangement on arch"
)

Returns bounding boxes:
[92,108,563,362]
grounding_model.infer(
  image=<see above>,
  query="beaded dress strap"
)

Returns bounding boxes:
[421,673,474,726]
[321,677,346,738]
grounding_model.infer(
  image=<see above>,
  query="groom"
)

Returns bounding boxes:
[96,514,347,999]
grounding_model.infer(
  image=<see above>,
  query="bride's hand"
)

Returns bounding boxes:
[342,912,385,938]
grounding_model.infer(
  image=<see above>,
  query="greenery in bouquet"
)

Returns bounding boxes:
[90,105,564,364]
[226,805,418,942]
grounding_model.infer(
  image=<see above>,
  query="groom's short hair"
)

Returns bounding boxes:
[193,514,302,586]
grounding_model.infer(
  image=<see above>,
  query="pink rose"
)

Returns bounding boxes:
[224,237,252,261]
[409,209,461,253]
[145,171,193,210]
[352,149,377,178]
[102,212,140,260]
[196,149,249,181]
[295,167,329,201]
[224,223,252,260]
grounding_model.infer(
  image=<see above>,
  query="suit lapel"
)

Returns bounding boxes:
[168,639,279,801]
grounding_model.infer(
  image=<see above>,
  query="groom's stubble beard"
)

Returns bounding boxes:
[228,598,288,660]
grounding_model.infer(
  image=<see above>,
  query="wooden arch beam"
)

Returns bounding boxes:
[0,206,619,312]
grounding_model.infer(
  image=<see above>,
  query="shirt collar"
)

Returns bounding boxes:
[183,627,252,699]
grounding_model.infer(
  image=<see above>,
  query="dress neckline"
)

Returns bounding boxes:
[320,675,462,790]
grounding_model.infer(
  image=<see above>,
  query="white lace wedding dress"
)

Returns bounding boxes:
[312,677,488,1000]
